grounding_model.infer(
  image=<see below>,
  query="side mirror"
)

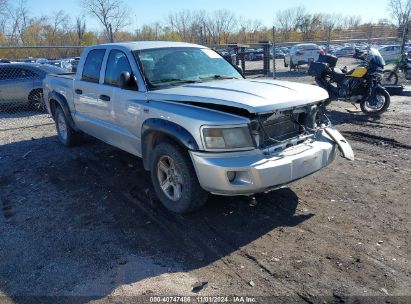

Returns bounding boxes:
[118,71,136,90]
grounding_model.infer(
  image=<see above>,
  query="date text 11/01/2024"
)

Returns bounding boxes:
[149,296,257,302]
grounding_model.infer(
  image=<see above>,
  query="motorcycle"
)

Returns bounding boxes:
[382,52,411,85]
[308,48,390,115]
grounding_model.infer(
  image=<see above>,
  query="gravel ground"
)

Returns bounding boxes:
[0,69,410,303]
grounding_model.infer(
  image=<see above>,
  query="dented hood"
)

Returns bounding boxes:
[147,79,329,113]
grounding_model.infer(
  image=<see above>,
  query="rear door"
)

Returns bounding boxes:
[72,48,108,137]
[0,67,34,105]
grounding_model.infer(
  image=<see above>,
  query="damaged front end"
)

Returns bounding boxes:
[188,100,353,195]
[249,103,354,160]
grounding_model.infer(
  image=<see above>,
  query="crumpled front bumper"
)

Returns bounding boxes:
[189,130,339,195]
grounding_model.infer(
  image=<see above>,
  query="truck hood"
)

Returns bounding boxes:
[147,79,329,113]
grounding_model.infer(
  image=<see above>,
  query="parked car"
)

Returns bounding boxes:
[270,48,285,59]
[47,59,73,72]
[284,43,324,70]
[43,41,353,213]
[378,45,402,62]
[70,59,80,73]
[0,63,65,110]
[243,48,264,61]
[279,46,289,54]
[332,46,356,57]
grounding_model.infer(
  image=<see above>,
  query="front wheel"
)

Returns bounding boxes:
[382,70,398,85]
[150,142,208,214]
[360,88,390,115]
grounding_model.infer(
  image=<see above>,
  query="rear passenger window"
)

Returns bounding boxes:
[0,67,35,80]
[82,49,106,83]
[104,50,133,86]
[20,69,37,78]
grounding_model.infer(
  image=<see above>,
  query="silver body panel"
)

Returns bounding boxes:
[43,41,352,196]
[190,131,337,195]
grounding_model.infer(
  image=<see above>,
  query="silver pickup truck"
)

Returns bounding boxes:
[43,41,354,213]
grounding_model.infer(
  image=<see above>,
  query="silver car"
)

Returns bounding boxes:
[0,63,65,110]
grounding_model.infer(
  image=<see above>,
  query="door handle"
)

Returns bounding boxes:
[99,94,111,101]
[75,89,82,94]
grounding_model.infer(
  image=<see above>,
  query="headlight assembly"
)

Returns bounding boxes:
[202,126,255,150]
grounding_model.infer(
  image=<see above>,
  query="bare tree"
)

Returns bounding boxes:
[388,0,411,28]
[82,0,131,42]
[321,13,343,45]
[167,10,194,42]
[295,13,322,41]
[46,10,70,44]
[7,0,31,44]
[76,16,86,44]
[275,6,305,41]
[206,10,237,44]
[238,17,263,42]
[0,0,8,33]
[343,15,362,28]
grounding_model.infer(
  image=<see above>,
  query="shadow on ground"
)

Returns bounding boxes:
[0,136,313,302]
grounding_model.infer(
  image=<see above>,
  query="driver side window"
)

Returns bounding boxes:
[104,49,133,87]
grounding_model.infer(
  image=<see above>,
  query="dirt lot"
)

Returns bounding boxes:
[0,70,410,303]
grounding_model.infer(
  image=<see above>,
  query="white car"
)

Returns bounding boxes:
[284,43,324,70]
[379,45,402,62]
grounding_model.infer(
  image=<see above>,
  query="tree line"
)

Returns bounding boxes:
[0,0,409,59]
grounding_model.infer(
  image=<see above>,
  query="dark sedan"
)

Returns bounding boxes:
[0,63,66,110]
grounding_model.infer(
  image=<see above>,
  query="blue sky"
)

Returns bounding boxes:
[25,0,389,31]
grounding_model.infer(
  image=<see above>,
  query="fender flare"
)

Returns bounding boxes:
[48,91,79,131]
[141,118,199,170]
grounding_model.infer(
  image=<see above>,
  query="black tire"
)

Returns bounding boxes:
[382,70,398,85]
[284,59,289,68]
[324,98,333,107]
[289,60,294,71]
[54,106,83,146]
[28,89,45,112]
[360,88,391,116]
[150,142,208,214]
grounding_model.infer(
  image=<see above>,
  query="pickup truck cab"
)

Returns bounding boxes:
[43,41,353,213]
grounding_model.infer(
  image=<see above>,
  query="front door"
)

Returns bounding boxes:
[102,49,146,156]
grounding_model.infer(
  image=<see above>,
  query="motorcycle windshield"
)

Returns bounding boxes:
[368,48,385,67]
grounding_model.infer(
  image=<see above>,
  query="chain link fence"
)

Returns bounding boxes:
[0,24,409,133]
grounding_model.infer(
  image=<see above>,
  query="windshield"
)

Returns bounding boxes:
[368,48,385,67]
[134,47,242,89]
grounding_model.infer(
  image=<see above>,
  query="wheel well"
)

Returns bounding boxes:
[28,88,43,101]
[49,99,58,116]
[142,131,184,171]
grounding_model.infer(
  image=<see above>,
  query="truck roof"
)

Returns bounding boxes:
[88,41,205,51]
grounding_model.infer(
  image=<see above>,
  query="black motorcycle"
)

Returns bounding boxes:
[382,52,411,85]
[308,48,390,115]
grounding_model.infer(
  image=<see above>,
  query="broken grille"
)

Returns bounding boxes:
[257,113,305,148]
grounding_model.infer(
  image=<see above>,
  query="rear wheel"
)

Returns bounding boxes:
[360,88,390,116]
[382,70,398,85]
[150,142,208,214]
[289,60,295,71]
[54,106,83,146]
